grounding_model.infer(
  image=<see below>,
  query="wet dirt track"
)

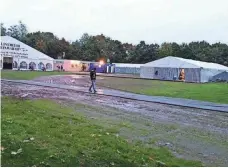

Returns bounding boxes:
[1,75,228,166]
[32,75,228,112]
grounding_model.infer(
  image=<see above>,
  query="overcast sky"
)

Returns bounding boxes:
[1,0,228,44]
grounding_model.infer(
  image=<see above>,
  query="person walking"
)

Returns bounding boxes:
[89,68,97,93]
[57,65,60,72]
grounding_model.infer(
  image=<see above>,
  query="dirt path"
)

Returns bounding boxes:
[1,80,228,166]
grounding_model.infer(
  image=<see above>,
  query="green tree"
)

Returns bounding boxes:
[1,23,7,36]
[179,43,194,59]
[2,20,228,66]
[24,31,62,58]
[171,42,182,57]
[158,43,173,57]
[6,21,28,41]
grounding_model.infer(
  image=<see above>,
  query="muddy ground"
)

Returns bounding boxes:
[33,75,91,87]
[1,75,228,166]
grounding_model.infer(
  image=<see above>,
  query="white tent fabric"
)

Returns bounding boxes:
[176,57,228,70]
[143,56,228,70]
[1,36,54,71]
[114,63,143,68]
[200,68,228,83]
[114,63,143,74]
[143,56,199,68]
[140,56,228,83]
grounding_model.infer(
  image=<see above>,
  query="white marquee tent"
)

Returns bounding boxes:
[140,56,228,83]
[0,36,54,71]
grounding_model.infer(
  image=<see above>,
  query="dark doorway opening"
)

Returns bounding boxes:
[3,57,13,69]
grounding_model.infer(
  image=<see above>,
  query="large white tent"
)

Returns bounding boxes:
[0,36,54,71]
[140,56,228,83]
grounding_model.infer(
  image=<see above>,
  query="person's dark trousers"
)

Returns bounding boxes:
[89,80,96,92]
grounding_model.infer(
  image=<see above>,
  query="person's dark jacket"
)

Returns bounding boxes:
[90,70,96,80]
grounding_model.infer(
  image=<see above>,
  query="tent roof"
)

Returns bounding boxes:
[114,63,143,68]
[1,36,54,61]
[143,56,228,70]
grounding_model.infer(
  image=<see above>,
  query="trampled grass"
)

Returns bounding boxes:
[1,97,202,167]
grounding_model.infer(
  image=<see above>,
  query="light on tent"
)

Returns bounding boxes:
[99,60,104,65]
[71,60,80,65]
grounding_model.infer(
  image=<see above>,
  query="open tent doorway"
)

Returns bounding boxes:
[179,68,185,81]
[3,57,13,69]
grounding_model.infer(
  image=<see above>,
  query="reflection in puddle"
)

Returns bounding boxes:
[70,75,84,79]
[97,90,104,94]
[96,99,105,103]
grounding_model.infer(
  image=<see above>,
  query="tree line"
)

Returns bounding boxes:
[1,21,228,66]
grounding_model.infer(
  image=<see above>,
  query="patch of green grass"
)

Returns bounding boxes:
[1,97,202,167]
[118,121,133,129]
[148,138,159,145]
[97,77,228,104]
[145,122,152,127]
[1,70,73,80]
[139,129,151,136]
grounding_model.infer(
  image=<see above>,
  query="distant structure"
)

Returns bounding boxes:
[113,63,143,74]
[140,56,228,83]
[0,36,54,71]
[53,59,90,72]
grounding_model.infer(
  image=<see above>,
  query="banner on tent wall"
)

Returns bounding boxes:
[0,42,28,59]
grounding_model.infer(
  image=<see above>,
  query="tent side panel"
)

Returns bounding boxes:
[12,58,54,71]
[153,67,179,80]
[211,71,228,82]
[140,67,201,82]
[184,68,201,83]
[115,67,140,74]
[42,60,54,71]
[200,68,225,83]
[140,66,155,79]
[153,67,200,82]
[140,67,178,80]
[135,67,140,74]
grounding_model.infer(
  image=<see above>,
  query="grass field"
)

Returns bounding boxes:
[97,77,228,104]
[1,70,227,104]
[1,97,201,167]
[1,70,73,80]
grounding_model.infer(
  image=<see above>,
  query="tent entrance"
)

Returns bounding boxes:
[3,57,13,69]
[179,68,185,81]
